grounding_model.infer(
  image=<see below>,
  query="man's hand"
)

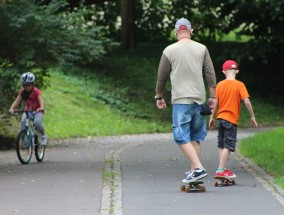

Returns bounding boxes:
[156,98,167,109]
[9,109,14,114]
[208,97,217,109]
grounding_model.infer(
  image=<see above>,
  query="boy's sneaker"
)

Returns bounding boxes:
[224,169,237,178]
[215,169,236,178]
[182,169,208,183]
[41,135,48,146]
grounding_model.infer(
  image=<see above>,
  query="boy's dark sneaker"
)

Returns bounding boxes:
[182,169,207,183]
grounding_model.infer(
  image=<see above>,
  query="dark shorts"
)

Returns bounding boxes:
[217,119,238,152]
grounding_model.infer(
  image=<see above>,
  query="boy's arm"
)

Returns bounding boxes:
[243,98,258,128]
[209,99,218,129]
[9,94,22,113]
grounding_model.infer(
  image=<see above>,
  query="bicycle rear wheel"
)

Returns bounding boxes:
[34,135,45,162]
[15,130,32,164]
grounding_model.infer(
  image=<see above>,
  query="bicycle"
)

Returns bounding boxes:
[13,110,45,164]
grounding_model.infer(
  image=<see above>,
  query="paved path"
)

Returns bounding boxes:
[0,129,283,215]
[101,129,284,215]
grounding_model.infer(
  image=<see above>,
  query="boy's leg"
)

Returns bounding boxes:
[218,148,230,169]
[216,120,237,177]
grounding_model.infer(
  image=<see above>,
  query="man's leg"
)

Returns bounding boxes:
[179,141,203,169]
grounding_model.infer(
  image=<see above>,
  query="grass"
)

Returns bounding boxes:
[240,127,284,189]
[43,70,170,139]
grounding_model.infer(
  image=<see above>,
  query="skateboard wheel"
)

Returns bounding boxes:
[226,180,230,186]
[186,186,192,192]
[199,186,206,192]
[180,185,186,192]
[232,180,236,185]
[214,182,218,187]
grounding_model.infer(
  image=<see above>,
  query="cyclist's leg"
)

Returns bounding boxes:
[34,112,48,145]
[21,113,27,131]
[34,112,45,135]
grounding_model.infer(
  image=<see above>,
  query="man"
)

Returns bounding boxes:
[155,18,217,183]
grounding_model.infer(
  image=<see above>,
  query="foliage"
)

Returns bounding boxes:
[64,44,284,128]
[0,0,117,111]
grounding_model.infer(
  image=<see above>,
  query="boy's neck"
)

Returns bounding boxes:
[225,72,236,80]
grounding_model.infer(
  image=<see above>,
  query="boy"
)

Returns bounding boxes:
[209,60,257,178]
[9,72,48,145]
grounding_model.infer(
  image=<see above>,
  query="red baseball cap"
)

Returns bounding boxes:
[222,60,238,71]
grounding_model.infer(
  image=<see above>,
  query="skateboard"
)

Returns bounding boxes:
[180,181,206,192]
[214,176,236,187]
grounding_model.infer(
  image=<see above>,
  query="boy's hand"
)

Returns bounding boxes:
[9,109,14,114]
[209,118,215,129]
[251,117,258,128]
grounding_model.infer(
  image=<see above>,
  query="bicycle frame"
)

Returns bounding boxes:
[14,110,45,164]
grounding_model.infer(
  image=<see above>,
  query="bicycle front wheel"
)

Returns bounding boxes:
[15,131,32,164]
[35,135,45,162]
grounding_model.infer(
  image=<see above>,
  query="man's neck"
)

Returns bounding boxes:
[178,37,190,41]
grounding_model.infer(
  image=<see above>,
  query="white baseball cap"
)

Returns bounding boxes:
[175,18,191,30]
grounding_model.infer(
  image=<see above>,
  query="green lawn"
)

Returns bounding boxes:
[240,127,284,189]
[44,70,170,139]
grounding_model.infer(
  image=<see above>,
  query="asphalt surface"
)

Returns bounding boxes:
[1,129,284,215]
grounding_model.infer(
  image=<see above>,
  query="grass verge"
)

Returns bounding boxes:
[240,127,284,189]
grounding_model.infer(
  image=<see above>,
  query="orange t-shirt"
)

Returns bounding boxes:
[216,79,249,125]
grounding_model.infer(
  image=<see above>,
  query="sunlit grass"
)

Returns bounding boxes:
[43,70,169,139]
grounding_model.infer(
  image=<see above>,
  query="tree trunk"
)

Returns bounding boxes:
[120,0,136,49]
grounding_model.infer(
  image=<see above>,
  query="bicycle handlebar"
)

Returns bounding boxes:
[12,109,44,114]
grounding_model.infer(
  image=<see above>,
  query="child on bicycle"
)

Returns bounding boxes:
[9,72,48,145]
[209,60,258,178]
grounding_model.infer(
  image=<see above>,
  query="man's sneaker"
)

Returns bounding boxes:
[215,169,236,179]
[185,170,193,177]
[182,169,207,183]
[41,135,48,146]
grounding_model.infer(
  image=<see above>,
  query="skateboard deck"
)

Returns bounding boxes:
[180,181,206,192]
[214,176,236,187]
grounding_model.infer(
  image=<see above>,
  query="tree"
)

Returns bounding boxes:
[0,0,117,110]
[120,0,136,49]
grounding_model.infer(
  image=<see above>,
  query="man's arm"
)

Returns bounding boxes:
[155,53,171,98]
[203,48,216,89]
[203,48,217,108]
